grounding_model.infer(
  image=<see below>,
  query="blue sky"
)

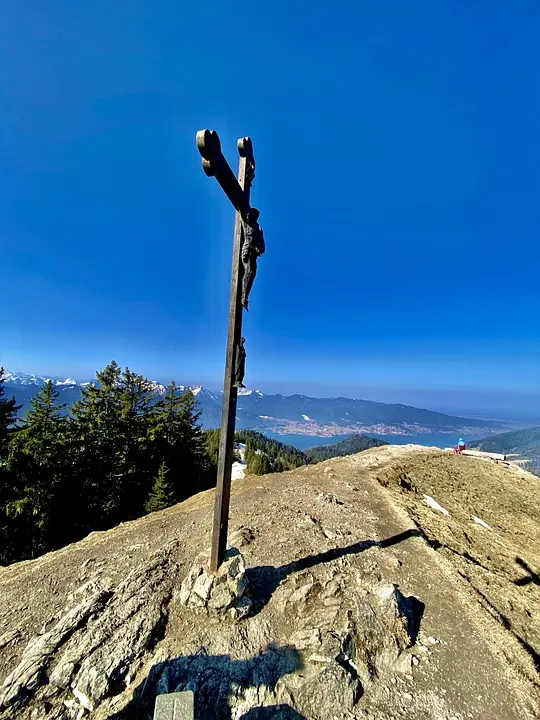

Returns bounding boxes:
[1,1,539,414]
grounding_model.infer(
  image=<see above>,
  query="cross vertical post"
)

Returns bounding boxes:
[196,130,258,573]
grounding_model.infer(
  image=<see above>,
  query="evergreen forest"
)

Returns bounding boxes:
[0,363,214,565]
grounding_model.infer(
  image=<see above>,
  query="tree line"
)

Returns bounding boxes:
[0,363,214,566]
[0,366,311,567]
[306,433,388,462]
[204,428,308,475]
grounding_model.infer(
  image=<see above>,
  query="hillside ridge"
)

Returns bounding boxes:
[0,446,538,719]
[471,426,540,476]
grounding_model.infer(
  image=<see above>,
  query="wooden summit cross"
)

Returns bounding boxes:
[196,129,264,573]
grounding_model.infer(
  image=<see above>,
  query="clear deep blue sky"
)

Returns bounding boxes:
[1,1,539,414]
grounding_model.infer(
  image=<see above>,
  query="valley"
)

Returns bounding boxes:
[4,371,512,440]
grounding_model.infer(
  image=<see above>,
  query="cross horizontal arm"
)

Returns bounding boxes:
[196,129,253,216]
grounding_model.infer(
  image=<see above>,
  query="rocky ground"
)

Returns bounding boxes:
[0,445,538,719]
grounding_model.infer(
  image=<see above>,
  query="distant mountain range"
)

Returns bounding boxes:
[3,371,509,438]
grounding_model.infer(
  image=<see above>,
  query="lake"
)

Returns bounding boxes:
[266,431,480,451]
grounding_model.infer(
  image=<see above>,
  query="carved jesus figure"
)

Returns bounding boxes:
[233,337,246,388]
[240,208,265,311]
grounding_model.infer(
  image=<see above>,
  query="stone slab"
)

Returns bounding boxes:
[154,691,195,720]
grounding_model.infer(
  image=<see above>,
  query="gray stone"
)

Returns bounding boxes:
[295,661,361,716]
[154,691,194,720]
[0,588,111,710]
[178,548,252,619]
[0,629,21,650]
[0,541,182,717]
[191,573,214,602]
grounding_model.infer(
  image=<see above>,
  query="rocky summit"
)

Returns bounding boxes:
[0,445,538,720]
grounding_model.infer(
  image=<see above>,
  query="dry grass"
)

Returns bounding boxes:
[377,451,540,690]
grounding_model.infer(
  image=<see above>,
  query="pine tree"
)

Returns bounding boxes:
[145,462,176,512]
[177,389,212,492]
[0,367,20,455]
[151,386,213,501]
[247,451,272,476]
[203,428,221,466]
[70,361,123,531]
[234,429,307,472]
[7,380,67,557]
[0,367,21,565]
[115,368,155,518]
[70,362,155,528]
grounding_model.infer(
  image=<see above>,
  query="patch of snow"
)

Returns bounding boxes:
[237,388,264,397]
[301,414,313,421]
[189,386,203,396]
[472,515,492,531]
[423,495,450,516]
[231,461,247,481]
[55,378,77,386]
[234,443,247,461]
[259,415,274,420]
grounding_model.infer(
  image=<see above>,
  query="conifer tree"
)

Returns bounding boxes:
[7,380,66,556]
[145,462,176,512]
[70,361,123,531]
[247,451,272,476]
[177,389,212,493]
[0,367,21,564]
[70,362,155,528]
[0,367,19,454]
[115,367,155,518]
[203,428,220,466]
[151,386,213,501]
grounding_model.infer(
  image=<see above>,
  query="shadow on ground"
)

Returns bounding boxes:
[514,557,540,588]
[108,644,305,720]
[109,530,421,719]
[246,528,422,614]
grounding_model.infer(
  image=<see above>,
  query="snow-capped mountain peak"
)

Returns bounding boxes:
[2,372,214,398]
[237,388,264,397]
[147,380,167,395]
[3,372,51,386]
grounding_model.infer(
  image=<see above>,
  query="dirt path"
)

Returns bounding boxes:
[368,447,540,703]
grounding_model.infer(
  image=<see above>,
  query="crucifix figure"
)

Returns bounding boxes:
[233,337,247,388]
[196,129,264,573]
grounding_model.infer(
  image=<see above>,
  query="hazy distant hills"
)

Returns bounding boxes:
[471,426,540,476]
[4,372,508,438]
[307,434,390,462]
